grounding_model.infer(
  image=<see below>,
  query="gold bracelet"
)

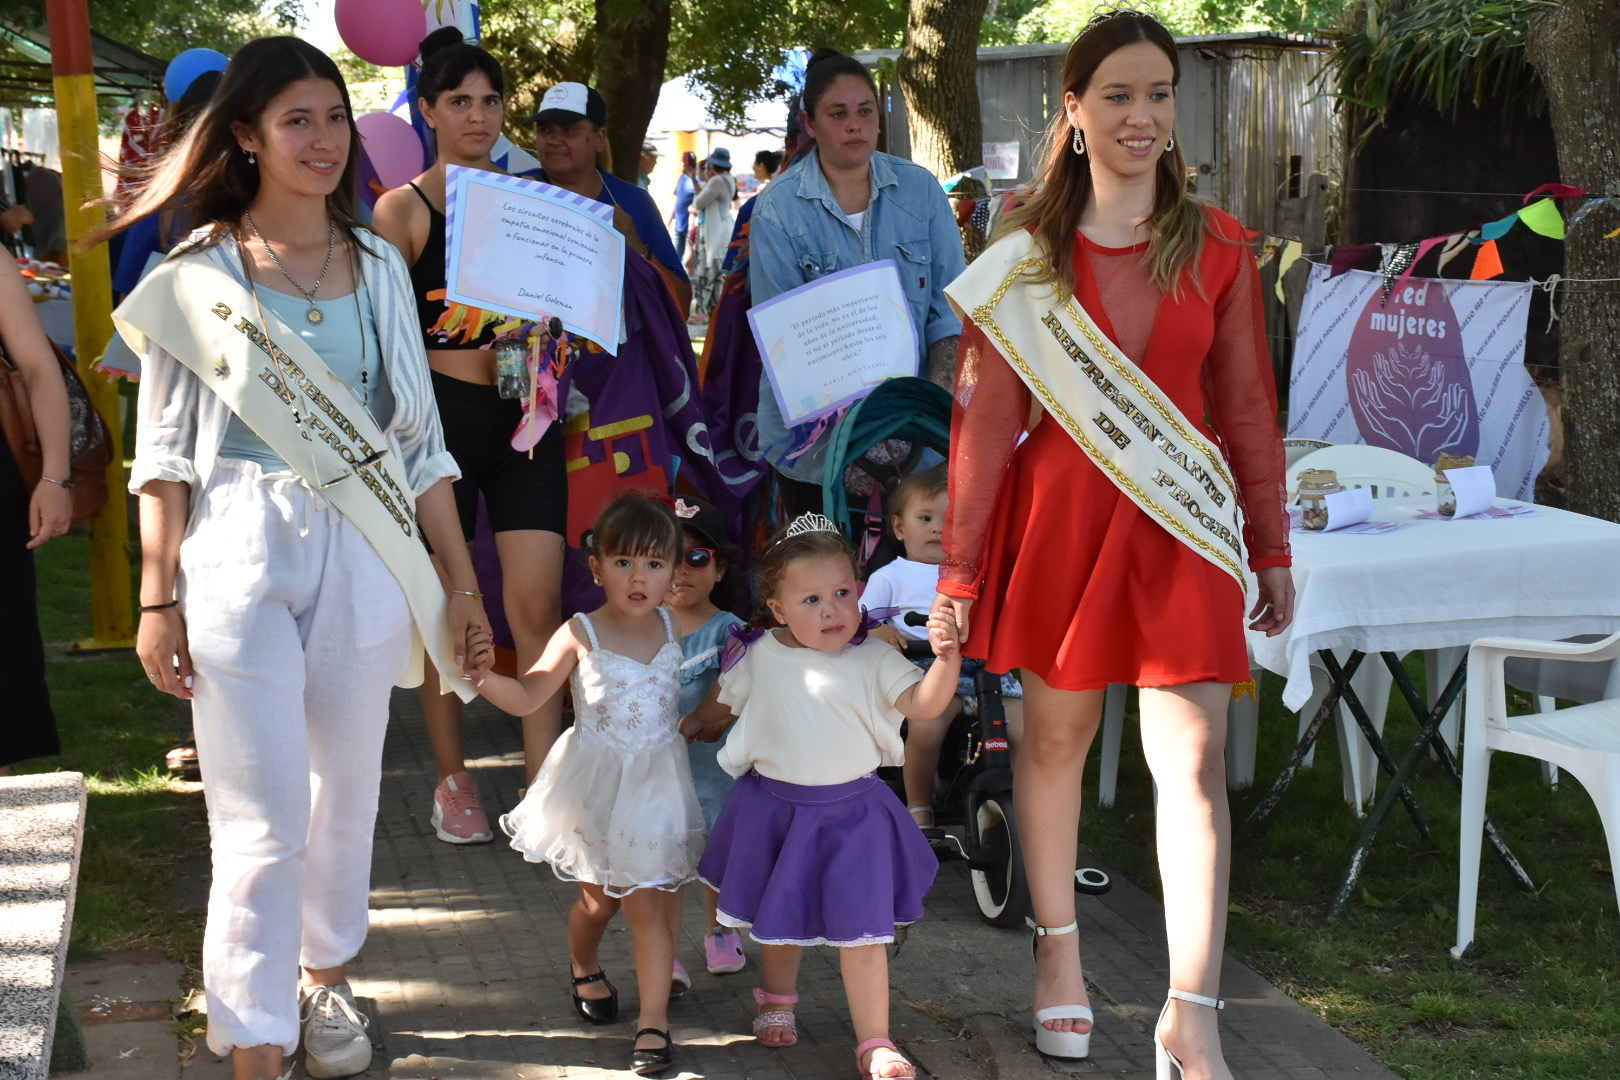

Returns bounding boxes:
[449,587,483,598]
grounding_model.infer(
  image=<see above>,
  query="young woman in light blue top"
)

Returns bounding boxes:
[747,51,967,487]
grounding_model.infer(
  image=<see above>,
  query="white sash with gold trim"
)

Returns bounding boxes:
[945,231,1254,601]
[114,257,476,702]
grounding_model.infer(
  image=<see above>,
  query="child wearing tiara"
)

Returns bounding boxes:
[861,465,1024,828]
[470,491,703,1078]
[681,512,963,1080]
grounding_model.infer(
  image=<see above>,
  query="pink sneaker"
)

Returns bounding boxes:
[430,771,492,844]
[705,927,746,974]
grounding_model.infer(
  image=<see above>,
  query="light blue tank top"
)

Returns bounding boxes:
[218,286,391,471]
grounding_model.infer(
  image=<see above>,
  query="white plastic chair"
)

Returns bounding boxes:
[1095,675,1264,808]
[1453,629,1620,958]
[1283,437,1333,470]
[1286,443,1436,502]
[1283,445,1461,811]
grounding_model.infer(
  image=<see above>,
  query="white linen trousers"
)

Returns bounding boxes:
[181,458,413,1056]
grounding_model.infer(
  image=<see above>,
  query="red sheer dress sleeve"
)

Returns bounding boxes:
[940,318,1031,599]
[1202,235,1291,571]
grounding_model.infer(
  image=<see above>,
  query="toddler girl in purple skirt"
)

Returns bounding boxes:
[680,512,963,1080]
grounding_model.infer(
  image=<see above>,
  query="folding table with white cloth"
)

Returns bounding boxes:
[1241,496,1620,916]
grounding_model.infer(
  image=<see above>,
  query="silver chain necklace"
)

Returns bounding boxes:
[245,211,335,324]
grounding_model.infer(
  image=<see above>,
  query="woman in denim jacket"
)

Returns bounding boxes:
[747,51,966,500]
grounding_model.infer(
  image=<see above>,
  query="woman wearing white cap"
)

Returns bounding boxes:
[528,82,692,314]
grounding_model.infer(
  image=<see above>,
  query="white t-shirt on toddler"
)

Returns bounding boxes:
[861,557,941,640]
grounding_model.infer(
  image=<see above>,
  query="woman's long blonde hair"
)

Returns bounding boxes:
[994,12,1207,296]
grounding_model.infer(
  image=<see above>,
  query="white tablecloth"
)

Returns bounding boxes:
[1248,498,1620,711]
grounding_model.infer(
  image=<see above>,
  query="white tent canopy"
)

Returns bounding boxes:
[647,75,790,133]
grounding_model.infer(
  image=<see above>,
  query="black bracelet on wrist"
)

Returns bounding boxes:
[139,600,180,613]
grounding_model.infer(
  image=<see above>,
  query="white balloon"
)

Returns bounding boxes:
[423,0,476,39]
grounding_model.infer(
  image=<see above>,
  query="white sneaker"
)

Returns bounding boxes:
[299,984,372,1079]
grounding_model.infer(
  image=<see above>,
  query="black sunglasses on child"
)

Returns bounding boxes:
[682,546,716,569]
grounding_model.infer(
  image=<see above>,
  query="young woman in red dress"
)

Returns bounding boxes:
[933,11,1293,1080]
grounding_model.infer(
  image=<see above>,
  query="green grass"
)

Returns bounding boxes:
[1085,670,1620,1080]
[17,529,207,963]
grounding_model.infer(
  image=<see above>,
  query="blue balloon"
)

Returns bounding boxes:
[165,48,229,103]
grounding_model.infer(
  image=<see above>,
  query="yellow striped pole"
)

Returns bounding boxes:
[48,0,132,649]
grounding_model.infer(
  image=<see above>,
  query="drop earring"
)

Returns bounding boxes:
[1164,134,1174,153]
[245,149,256,165]
[1071,126,1086,156]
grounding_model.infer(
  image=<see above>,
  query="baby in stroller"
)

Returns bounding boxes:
[862,465,1024,831]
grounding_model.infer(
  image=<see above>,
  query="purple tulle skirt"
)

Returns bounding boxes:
[698,771,938,947]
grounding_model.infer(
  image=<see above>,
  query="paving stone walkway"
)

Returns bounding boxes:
[68,690,1401,1080]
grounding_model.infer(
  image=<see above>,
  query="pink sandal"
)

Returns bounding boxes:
[855,1037,916,1079]
[751,987,798,1046]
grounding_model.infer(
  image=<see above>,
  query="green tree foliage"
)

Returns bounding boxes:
[0,0,285,58]
[981,0,1340,43]
[1329,0,1550,145]
[479,0,902,141]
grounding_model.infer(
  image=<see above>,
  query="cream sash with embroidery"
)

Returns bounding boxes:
[115,256,476,702]
[945,231,1254,600]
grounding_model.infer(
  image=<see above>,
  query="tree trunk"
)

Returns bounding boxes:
[896,0,989,177]
[1527,0,1620,522]
[591,0,672,182]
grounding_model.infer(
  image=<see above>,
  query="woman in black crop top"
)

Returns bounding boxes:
[374,28,568,848]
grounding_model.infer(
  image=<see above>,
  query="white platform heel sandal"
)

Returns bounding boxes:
[1154,988,1225,1079]
[1027,918,1092,1058]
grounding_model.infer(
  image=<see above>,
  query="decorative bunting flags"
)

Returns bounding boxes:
[1328,243,1376,279]
[1477,212,1519,242]
[1378,242,1420,302]
[1274,239,1303,302]
[1608,226,1620,240]
[1436,232,1474,275]
[1523,183,1587,203]
[1470,239,1504,281]
[1517,198,1565,239]
[1391,235,1447,301]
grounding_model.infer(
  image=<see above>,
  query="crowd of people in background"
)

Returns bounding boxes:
[11,11,1294,1080]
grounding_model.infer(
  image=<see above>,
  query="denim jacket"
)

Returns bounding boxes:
[748,148,965,480]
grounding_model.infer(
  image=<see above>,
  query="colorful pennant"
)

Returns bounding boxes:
[1517,198,1565,240]
[1273,239,1303,302]
[1470,239,1503,281]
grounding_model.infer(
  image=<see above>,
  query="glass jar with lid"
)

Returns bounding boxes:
[1297,468,1343,531]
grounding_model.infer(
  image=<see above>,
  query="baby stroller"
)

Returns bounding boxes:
[819,377,1034,926]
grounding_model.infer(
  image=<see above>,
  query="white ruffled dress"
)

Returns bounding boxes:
[500,608,705,896]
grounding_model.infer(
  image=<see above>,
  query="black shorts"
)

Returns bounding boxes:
[432,370,567,538]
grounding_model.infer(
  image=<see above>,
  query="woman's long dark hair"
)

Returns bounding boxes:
[89,37,367,250]
[995,12,1205,296]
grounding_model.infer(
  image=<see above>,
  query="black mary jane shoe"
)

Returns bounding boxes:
[569,969,618,1025]
[629,1027,673,1076]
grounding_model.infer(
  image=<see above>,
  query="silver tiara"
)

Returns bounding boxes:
[1084,1,1162,32]
[780,512,839,541]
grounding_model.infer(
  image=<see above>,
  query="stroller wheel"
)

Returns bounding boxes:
[967,791,1031,927]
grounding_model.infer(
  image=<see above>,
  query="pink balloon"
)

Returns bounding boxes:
[356,111,425,191]
[335,0,427,67]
